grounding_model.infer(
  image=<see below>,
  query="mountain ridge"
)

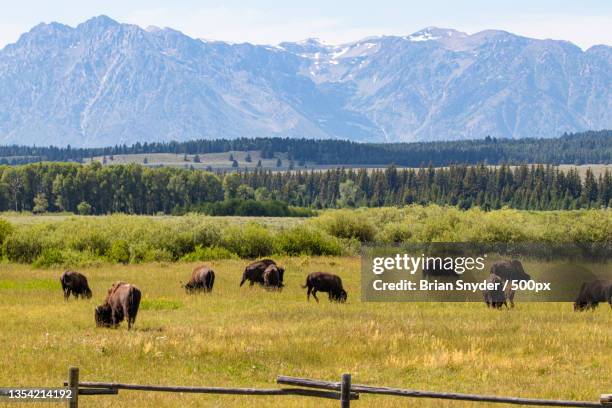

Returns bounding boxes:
[0,15,610,147]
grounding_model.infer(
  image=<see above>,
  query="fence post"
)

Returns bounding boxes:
[67,367,79,408]
[340,373,351,408]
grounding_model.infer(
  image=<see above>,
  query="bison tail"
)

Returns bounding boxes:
[208,272,215,291]
[128,288,141,325]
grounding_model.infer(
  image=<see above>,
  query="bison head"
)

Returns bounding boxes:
[334,289,348,303]
[511,261,532,281]
[95,304,113,327]
[84,288,92,299]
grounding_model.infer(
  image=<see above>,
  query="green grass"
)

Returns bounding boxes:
[0,258,610,407]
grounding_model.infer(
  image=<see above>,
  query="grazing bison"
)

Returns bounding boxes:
[302,272,347,303]
[240,259,284,287]
[490,260,531,307]
[574,280,612,311]
[95,282,141,330]
[184,265,215,293]
[60,270,92,300]
[483,274,507,309]
[262,264,284,289]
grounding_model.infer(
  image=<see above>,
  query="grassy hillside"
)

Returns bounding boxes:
[0,258,610,407]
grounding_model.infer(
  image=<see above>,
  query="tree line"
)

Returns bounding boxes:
[0,130,610,166]
[0,161,610,214]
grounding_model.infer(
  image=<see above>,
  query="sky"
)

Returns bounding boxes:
[0,0,610,49]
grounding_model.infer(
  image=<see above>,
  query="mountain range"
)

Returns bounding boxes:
[0,16,610,147]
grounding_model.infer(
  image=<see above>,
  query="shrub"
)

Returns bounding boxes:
[278,226,342,256]
[77,201,92,215]
[69,231,110,256]
[2,232,43,263]
[108,240,130,264]
[314,210,376,242]
[376,223,413,243]
[0,219,13,246]
[180,246,237,262]
[142,248,174,263]
[221,223,276,258]
[33,248,64,268]
[154,231,196,260]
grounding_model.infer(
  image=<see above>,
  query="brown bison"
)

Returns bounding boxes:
[490,260,531,307]
[60,270,92,300]
[302,272,347,303]
[483,274,508,309]
[240,259,285,287]
[95,282,141,330]
[262,264,284,289]
[183,265,215,293]
[574,280,612,311]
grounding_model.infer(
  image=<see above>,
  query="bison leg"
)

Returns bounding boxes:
[123,304,132,330]
[306,286,312,301]
[63,289,70,300]
[507,290,515,308]
[312,290,319,303]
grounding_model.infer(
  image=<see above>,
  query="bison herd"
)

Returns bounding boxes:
[58,259,611,330]
[58,259,347,330]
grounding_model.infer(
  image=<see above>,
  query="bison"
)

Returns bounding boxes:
[483,274,507,309]
[240,259,285,287]
[184,265,215,293]
[60,270,92,300]
[302,272,347,303]
[490,260,531,307]
[95,282,141,330]
[262,264,284,289]
[574,280,612,311]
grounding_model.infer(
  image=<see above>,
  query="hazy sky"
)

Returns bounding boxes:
[0,0,610,49]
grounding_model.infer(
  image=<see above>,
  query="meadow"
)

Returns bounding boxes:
[0,207,611,407]
[84,150,612,178]
[0,257,611,408]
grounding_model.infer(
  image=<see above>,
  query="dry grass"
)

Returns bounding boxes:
[0,257,610,407]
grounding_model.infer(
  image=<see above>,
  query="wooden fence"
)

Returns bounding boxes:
[63,367,611,407]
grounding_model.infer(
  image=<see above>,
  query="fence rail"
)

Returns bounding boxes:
[278,375,609,407]
[60,367,610,407]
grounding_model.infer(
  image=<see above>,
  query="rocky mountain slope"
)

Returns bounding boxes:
[0,16,609,146]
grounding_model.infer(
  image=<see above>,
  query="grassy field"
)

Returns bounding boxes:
[84,151,612,177]
[0,257,610,407]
